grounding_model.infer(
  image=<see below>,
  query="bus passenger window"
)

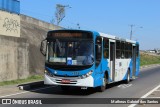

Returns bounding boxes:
[125,42,129,58]
[116,40,121,59]
[121,42,125,58]
[103,38,109,59]
[128,43,132,58]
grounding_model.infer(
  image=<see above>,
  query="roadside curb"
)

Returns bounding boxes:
[140,64,160,69]
[18,81,44,90]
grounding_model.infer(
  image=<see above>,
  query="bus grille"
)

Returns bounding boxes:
[55,79,77,84]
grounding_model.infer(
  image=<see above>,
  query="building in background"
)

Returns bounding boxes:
[0,0,20,37]
[0,0,20,14]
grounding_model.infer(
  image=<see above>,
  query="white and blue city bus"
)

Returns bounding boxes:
[40,29,140,92]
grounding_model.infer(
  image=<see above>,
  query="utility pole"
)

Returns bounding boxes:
[129,24,135,40]
[129,25,143,40]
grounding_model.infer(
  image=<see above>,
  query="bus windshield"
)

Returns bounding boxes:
[47,39,94,66]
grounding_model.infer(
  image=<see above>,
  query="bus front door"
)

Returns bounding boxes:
[132,46,136,78]
[110,41,115,82]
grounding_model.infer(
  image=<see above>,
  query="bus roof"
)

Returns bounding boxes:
[48,29,137,44]
[99,32,137,44]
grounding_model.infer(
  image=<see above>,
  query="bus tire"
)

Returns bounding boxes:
[61,86,70,91]
[125,69,130,84]
[98,74,107,92]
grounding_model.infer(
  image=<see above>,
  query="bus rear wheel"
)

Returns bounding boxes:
[125,69,130,84]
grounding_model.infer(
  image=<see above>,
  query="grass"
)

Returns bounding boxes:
[0,75,43,86]
[140,52,160,66]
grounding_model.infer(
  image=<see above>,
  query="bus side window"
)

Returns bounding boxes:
[103,38,109,59]
[121,42,125,58]
[116,40,121,58]
[125,42,132,58]
[95,36,102,67]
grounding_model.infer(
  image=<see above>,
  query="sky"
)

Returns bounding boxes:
[20,0,160,50]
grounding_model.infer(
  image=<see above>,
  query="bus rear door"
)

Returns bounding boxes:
[109,40,116,82]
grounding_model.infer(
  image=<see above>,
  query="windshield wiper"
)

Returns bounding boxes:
[56,39,62,53]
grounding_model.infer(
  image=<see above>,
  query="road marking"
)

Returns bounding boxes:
[141,84,160,98]
[146,97,160,98]
[0,86,56,98]
[128,84,160,107]
[117,84,132,89]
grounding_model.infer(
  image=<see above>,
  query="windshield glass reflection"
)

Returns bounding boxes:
[47,39,94,66]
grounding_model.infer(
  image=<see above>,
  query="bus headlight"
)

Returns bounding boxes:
[81,70,93,79]
[44,70,54,77]
[44,70,47,73]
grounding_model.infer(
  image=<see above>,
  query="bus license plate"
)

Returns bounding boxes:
[61,79,70,83]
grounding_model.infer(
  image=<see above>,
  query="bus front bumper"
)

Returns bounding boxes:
[44,74,94,87]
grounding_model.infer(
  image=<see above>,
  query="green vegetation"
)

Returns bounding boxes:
[0,75,43,86]
[140,52,160,66]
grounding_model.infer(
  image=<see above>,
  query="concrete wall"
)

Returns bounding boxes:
[0,14,61,82]
[0,10,20,37]
[20,14,62,30]
[20,15,62,75]
[0,35,29,82]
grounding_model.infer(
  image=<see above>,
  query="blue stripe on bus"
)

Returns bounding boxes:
[45,66,95,77]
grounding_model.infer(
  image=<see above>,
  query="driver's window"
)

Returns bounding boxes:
[95,36,102,67]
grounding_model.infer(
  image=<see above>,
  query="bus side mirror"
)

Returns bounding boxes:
[40,39,47,56]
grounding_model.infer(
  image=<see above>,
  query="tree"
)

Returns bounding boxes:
[55,4,71,26]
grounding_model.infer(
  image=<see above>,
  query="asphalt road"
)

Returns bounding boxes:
[1,66,160,107]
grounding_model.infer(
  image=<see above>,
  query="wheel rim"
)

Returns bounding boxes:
[103,78,106,86]
[103,75,107,88]
[127,73,130,82]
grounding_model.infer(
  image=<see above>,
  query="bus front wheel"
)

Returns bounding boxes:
[98,74,107,92]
